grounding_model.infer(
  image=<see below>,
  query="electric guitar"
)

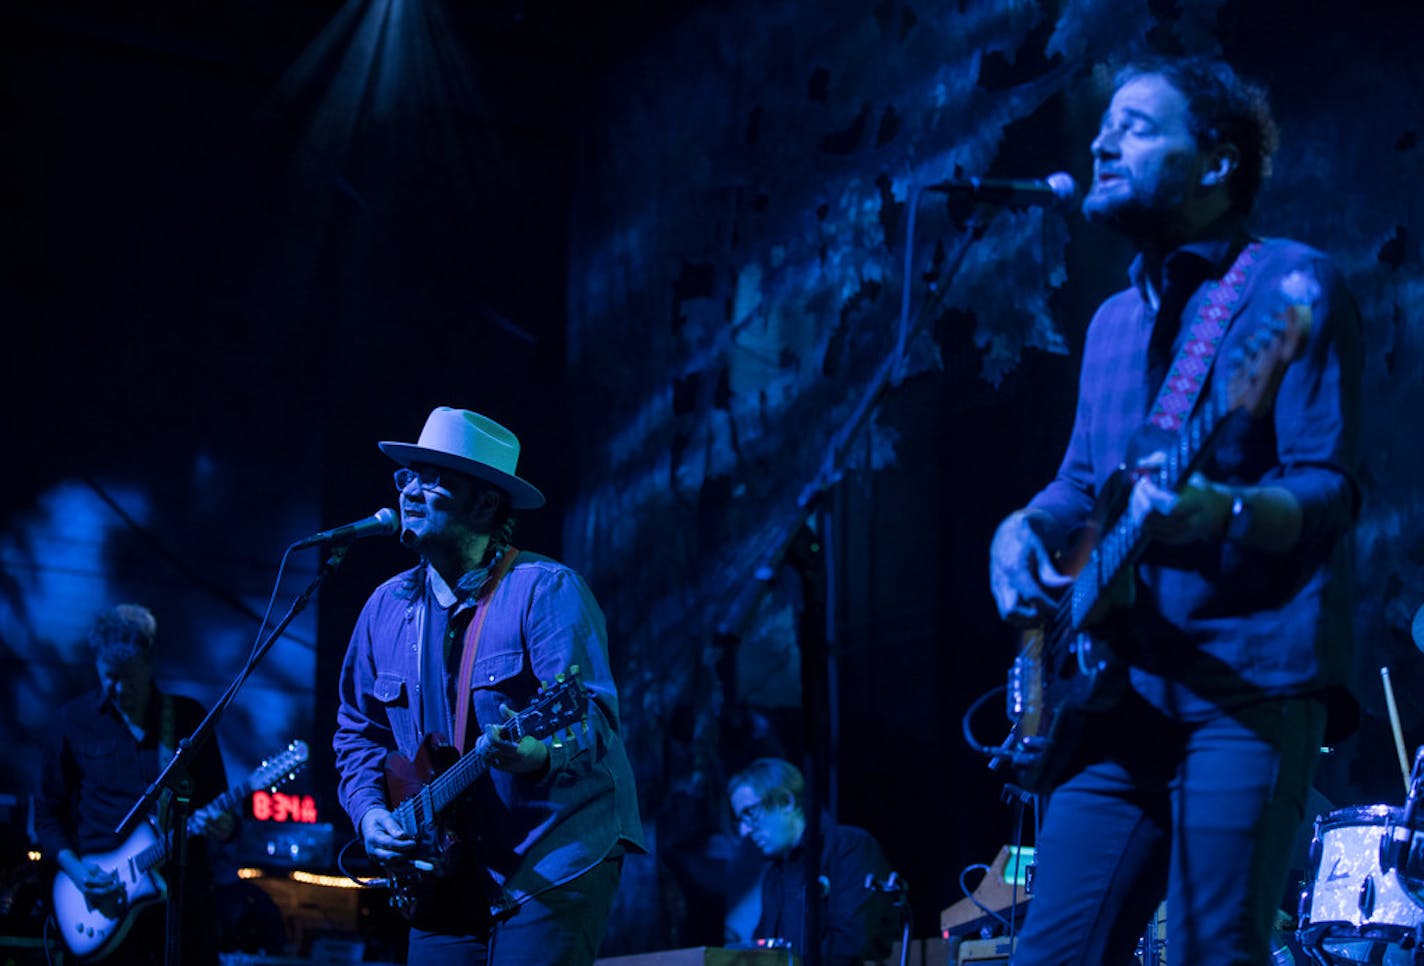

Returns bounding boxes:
[991,271,1317,795]
[53,739,309,960]
[377,668,589,922]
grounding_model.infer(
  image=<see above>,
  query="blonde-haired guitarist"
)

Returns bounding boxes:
[34,604,236,964]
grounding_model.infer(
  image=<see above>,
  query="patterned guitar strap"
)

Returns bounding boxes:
[1144,240,1262,433]
[453,546,520,755]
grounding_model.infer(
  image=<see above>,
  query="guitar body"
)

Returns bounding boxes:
[382,734,475,922]
[51,821,166,960]
[1001,625,1125,794]
[382,734,519,925]
[384,733,461,853]
[372,673,590,924]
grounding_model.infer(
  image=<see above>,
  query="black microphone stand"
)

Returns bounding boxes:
[115,544,349,965]
[716,195,1014,966]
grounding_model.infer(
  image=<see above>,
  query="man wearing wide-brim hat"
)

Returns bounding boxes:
[333,406,645,965]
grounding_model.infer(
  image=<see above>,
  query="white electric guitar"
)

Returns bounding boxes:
[52,739,308,960]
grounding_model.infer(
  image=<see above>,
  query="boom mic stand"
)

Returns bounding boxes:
[115,544,350,965]
[717,192,1023,966]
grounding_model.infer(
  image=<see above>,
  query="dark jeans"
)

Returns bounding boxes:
[1012,693,1325,966]
[408,857,623,966]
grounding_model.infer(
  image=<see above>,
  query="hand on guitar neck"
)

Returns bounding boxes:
[478,702,552,777]
[1129,461,1304,553]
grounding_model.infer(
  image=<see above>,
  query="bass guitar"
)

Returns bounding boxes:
[53,739,309,960]
[378,668,589,922]
[991,272,1316,795]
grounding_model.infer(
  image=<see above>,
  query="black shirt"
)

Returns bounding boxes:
[755,821,899,966]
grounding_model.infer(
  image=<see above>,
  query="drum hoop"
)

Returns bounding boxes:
[1316,803,1401,830]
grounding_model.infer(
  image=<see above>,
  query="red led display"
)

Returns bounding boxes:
[250,790,319,823]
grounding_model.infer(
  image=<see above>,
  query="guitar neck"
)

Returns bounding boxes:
[428,752,492,815]
[394,719,527,827]
[193,781,249,828]
[1066,396,1229,630]
[125,780,249,876]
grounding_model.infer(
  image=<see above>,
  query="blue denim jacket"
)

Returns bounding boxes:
[333,551,645,903]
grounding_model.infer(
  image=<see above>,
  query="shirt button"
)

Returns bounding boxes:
[488,675,496,682]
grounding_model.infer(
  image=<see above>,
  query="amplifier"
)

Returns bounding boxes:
[941,845,1032,937]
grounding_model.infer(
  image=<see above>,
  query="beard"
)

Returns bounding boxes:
[1082,178,1197,246]
[1084,185,1152,232]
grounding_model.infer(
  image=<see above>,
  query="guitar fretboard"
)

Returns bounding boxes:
[1059,395,1225,637]
[394,719,526,828]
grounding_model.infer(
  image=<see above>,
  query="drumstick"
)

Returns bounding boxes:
[1381,666,1411,793]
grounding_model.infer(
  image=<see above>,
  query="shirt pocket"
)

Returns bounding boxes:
[372,672,418,755]
[75,737,118,760]
[470,650,526,691]
[73,736,124,789]
[468,648,534,738]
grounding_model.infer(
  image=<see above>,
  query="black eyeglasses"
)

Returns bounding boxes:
[734,799,770,829]
[393,467,447,492]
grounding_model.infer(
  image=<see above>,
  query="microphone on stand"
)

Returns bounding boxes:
[927,172,1079,209]
[290,508,399,550]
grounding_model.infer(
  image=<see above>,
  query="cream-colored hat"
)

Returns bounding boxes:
[379,407,544,509]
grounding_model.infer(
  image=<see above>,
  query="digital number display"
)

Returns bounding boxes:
[251,790,318,824]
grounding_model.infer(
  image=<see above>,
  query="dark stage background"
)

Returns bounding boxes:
[3,0,1424,957]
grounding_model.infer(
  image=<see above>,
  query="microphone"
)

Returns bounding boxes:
[928,172,1078,209]
[291,508,398,549]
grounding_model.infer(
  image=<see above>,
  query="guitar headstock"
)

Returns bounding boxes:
[1223,269,1317,418]
[249,740,310,792]
[501,667,590,744]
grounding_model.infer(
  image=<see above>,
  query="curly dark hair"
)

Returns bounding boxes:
[1111,55,1280,217]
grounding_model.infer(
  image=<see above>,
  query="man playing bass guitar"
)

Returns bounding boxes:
[333,406,644,966]
[988,56,1362,965]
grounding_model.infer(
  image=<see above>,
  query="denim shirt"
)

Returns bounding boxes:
[333,551,645,903]
[1027,235,1362,720]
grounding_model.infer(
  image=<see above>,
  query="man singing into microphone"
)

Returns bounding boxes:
[988,56,1361,963]
[332,406,644,965]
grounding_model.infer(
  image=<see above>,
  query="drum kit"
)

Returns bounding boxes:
[1296,747,1424,965]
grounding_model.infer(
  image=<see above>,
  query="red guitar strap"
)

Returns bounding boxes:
[1146,240,1262,432]
[452,547,519,754]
